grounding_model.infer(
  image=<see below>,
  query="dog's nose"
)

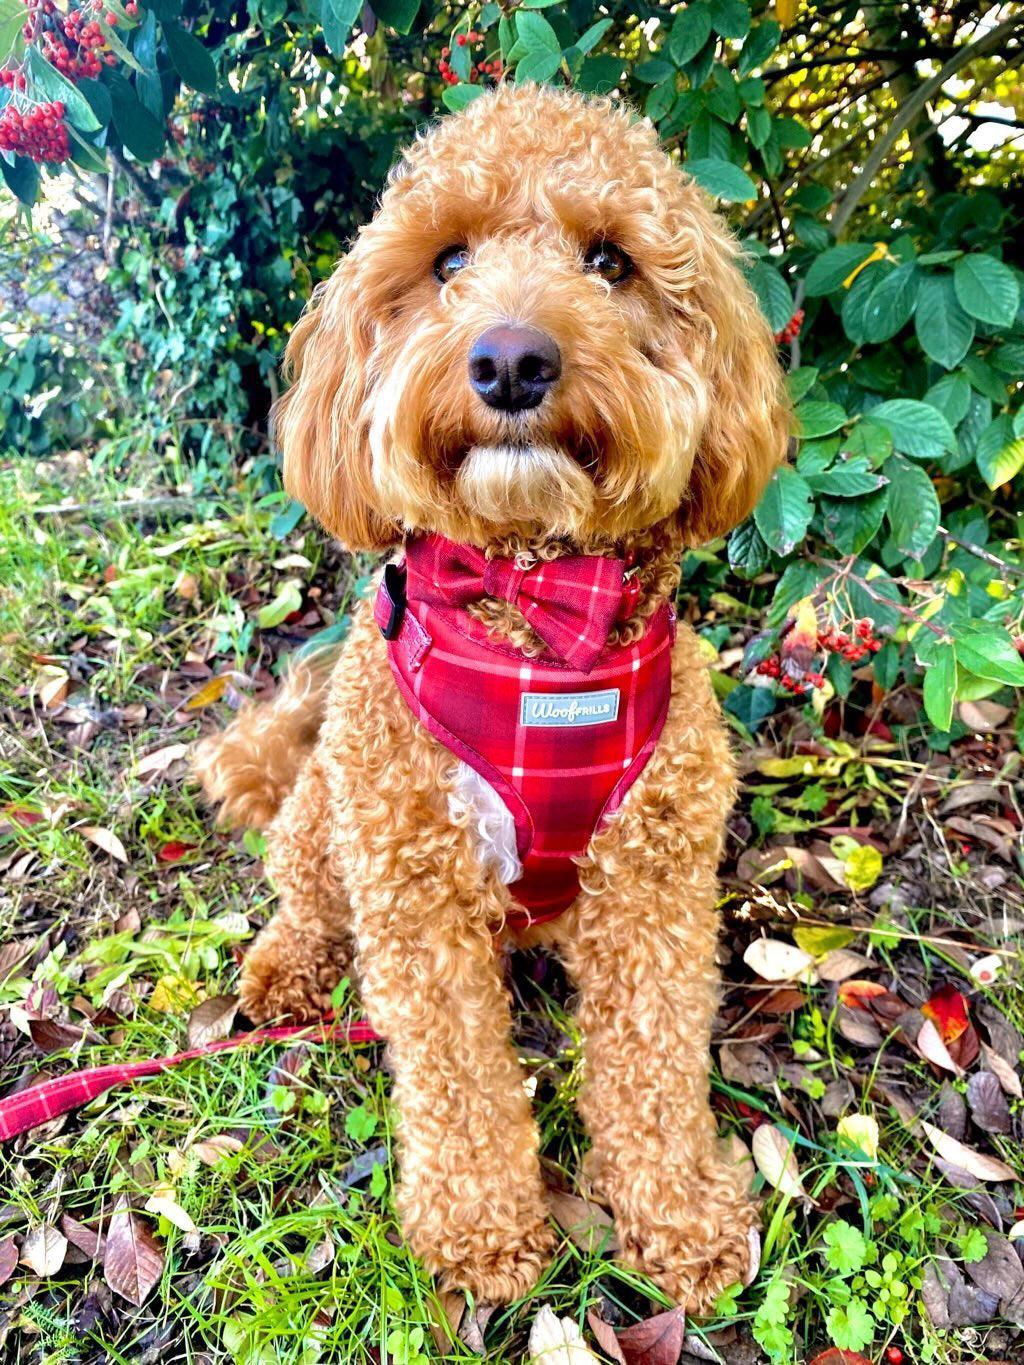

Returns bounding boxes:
[468,325,562,412]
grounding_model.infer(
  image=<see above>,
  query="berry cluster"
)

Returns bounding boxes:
[437,31,502,86]
[754,655,824,697]
[774,307,804,345]
[0,99,68,162]
[819,617,883,662]
[44,2,118,81]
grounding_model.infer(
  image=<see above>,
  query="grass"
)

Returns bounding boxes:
[1,452,1023,1364]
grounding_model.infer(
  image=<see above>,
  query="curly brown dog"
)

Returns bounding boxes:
[195,83,787,1312]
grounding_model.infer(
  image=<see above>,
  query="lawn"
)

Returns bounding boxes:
[2,451,1023,1365]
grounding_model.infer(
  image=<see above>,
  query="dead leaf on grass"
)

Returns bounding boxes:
[0,1237,18,1287]
[20,1225,68,1277]
[980,1043,1022,1099]
[742,937,816,983]
[963,1227,1024,1303]
[547,1189,619,1254]
[78,825,128,863]
[751,1124,806,1199]
[588,1306,687,1365]
[103,1200,165,1306]
[60,1214,105,1261]
[917,1018,964,1076]
[135,743,189,776]
[527,1305,600,1364]
[185,674,230,709]
[816,948,871,982]
[966,1071,1011,1135]
[187,994,239,1048]
[143,1185,198,1235]
[191,1134,245,1167]
[920,1122,1017,1183]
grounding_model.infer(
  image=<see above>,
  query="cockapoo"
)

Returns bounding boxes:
[195,83,787,1311]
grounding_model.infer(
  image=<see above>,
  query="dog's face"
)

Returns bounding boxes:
[276,85,787,549]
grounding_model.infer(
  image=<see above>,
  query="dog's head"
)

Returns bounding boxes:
[275,84,788,550]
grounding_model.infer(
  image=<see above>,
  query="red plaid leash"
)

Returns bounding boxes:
[0,1016,380,1144]
[404,534,627,673]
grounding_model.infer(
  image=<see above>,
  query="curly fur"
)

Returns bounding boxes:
[194,83,787,1311]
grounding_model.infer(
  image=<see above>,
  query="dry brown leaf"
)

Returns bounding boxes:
[917,1018,964,1075]
[980,1043,1023,1099]
[921,1122,1017,1183]
[36,665,70,709]
[0,1237,16,1287]
[20,1225,68,1277]
[103,1200,165,1306]
[143,1185,198,1235]
[816,948,872,981]
[588,1307,687,1365]
[966,1071,1011,1135]
[547,1189,619,1254]
[191,1133,245,1166]
[60,1214,105,1261]
[527,1305,600,1364]
[186,994,238,1048]
[751,1124,806,1199]
[742,937,816,983]
[135,743,189,776]
[79,825,128,863]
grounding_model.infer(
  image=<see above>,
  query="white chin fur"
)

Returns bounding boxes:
[454,442,594,531]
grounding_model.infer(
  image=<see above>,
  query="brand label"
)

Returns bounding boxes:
[520,688,620,728]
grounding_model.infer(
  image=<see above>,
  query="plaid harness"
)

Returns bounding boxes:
[374,534,674,930]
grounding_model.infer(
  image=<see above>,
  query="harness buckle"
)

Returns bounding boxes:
[379,562,407,640]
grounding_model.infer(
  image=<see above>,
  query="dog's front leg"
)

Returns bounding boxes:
[559,880,756,1312]
[350,871,553,1302]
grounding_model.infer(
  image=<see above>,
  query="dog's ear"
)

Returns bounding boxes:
[671,185,789,546]
[272,252,399,552]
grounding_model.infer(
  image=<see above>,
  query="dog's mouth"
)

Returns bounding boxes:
[451,441,600,532]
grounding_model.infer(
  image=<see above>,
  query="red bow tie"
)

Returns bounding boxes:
[404,534,627,672]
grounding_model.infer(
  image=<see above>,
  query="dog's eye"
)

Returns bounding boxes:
[584,241,632,284]
[434,245,470,283]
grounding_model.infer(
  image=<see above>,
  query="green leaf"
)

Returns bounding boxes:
[571,17,611,55]
[687,110,730,160]
[767,561,829,629]
[952,624,1024,687]
[319,0,360,55]
[575,54,622,94]
[634,58,674,85]
[645,78,677,123]
[827,1300,875,1353]
[442,82,485,111]
[915,275,974,369]
[795,400,846,439]
[953,254,1020,328]
[992,340,1024,374]
[344,1103,377,1142]
[257,581,303,629]
[0,153,39,206]
[806,458,886,498]
[27,48,101,132]
[709,0,750,39]
[924,371,971,427]
[976,418,1024,490]
[785,366,818,404]
[106,70,165,160]
[727,519,770,578]
[668,1,711,66]
[370,0,419,32]
[746,104,772,149]
[822,1220,869,1276]
[845,419,892,467]
[820,488,889,555]
[747,260,793,332]
[0,0,25,65]
[861,262,919,344]
[515,9,560,52]
[804,243,876,297]
[869,399,956,460]
[684,156,756,203]
[162,20,217,93]
[923,648,955,731]
[885,454,939,558]
[738,19,779,75]
[753,466,813,555]
[515,47,562,82]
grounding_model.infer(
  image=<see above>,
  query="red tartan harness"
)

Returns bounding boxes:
[374,535,674,931]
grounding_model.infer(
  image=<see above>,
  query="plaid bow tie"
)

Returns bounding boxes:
[404,534,627,672]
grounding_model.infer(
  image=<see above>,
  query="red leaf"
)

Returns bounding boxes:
[808,1352,873,1365]
[588,1307,687,1365]
[158,841,196,863]
[922,983,970,1044]
[0,1237,17,1287]
[103,1200,164,1306]
[838,979,887,1009]
[3,806,44,827]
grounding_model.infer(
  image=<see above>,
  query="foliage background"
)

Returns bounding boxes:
[2,1,1024,1362]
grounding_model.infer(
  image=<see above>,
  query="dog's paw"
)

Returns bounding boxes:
[433,1222,555,1304]
[239,925,349,1023]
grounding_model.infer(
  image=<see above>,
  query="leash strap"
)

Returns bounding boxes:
[0,1016,380,1143]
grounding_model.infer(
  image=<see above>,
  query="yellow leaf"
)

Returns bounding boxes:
[79,825,128,863]
[775,0,799,25]
[150,975,203,1013]
[751,1124,806,1199]
[144,1185,198,1235]
[185,675,229,710]
[837,1113,879,1159]
[843,242,889,289]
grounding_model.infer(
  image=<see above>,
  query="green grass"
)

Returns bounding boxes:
[1,455,1022,1363]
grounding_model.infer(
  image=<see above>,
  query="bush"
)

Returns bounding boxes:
[2,0,1023,744]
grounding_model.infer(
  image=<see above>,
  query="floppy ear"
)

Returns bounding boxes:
[674,188,790,546]
[272,251,399,551]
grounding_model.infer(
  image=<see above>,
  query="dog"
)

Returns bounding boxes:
[194,83,787,1311]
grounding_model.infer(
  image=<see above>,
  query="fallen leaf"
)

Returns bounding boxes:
[838,979,887,1008]
[836,1004,882,1048]
[79,825,128,863]
[149,975,203,1013]
[966,1071,1011,1135]
[817,948,872,982]
[751,1124,806,1199]
[808,1351,873,1365]
[980,1043,1023,1099]
[917,1018,964,1075]
[36,665,70,709]
[547,1189,618,1254]
[1009,1221,1024,1240]
[185,674,230,710]
[962,1228,1024,1302]
[593,1306,688,1365]
[187,994,238,1048]
[958,700,1011,730]
[792,924,855,957]
[256,580,304,629]
[60,1214,105,1261]
[719,1042,776,1087]
[103,1200,165,1306]
[742,937,816,983]
[527,1305,600,1364]
[191,1134,245,1166]
[922,983,970,1044]
[143,1184,198,1235]
[921,1122,1017,1183]
[0,1237,18,1287]
[157,841,196,863]
[20,1225,68,1277]
[836,1113,879,1159]
[135,743,189,776]
[745,1225,762,1285]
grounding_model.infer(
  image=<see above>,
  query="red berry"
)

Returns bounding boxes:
[885,1349,903,1365]
[455,32,467,45]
